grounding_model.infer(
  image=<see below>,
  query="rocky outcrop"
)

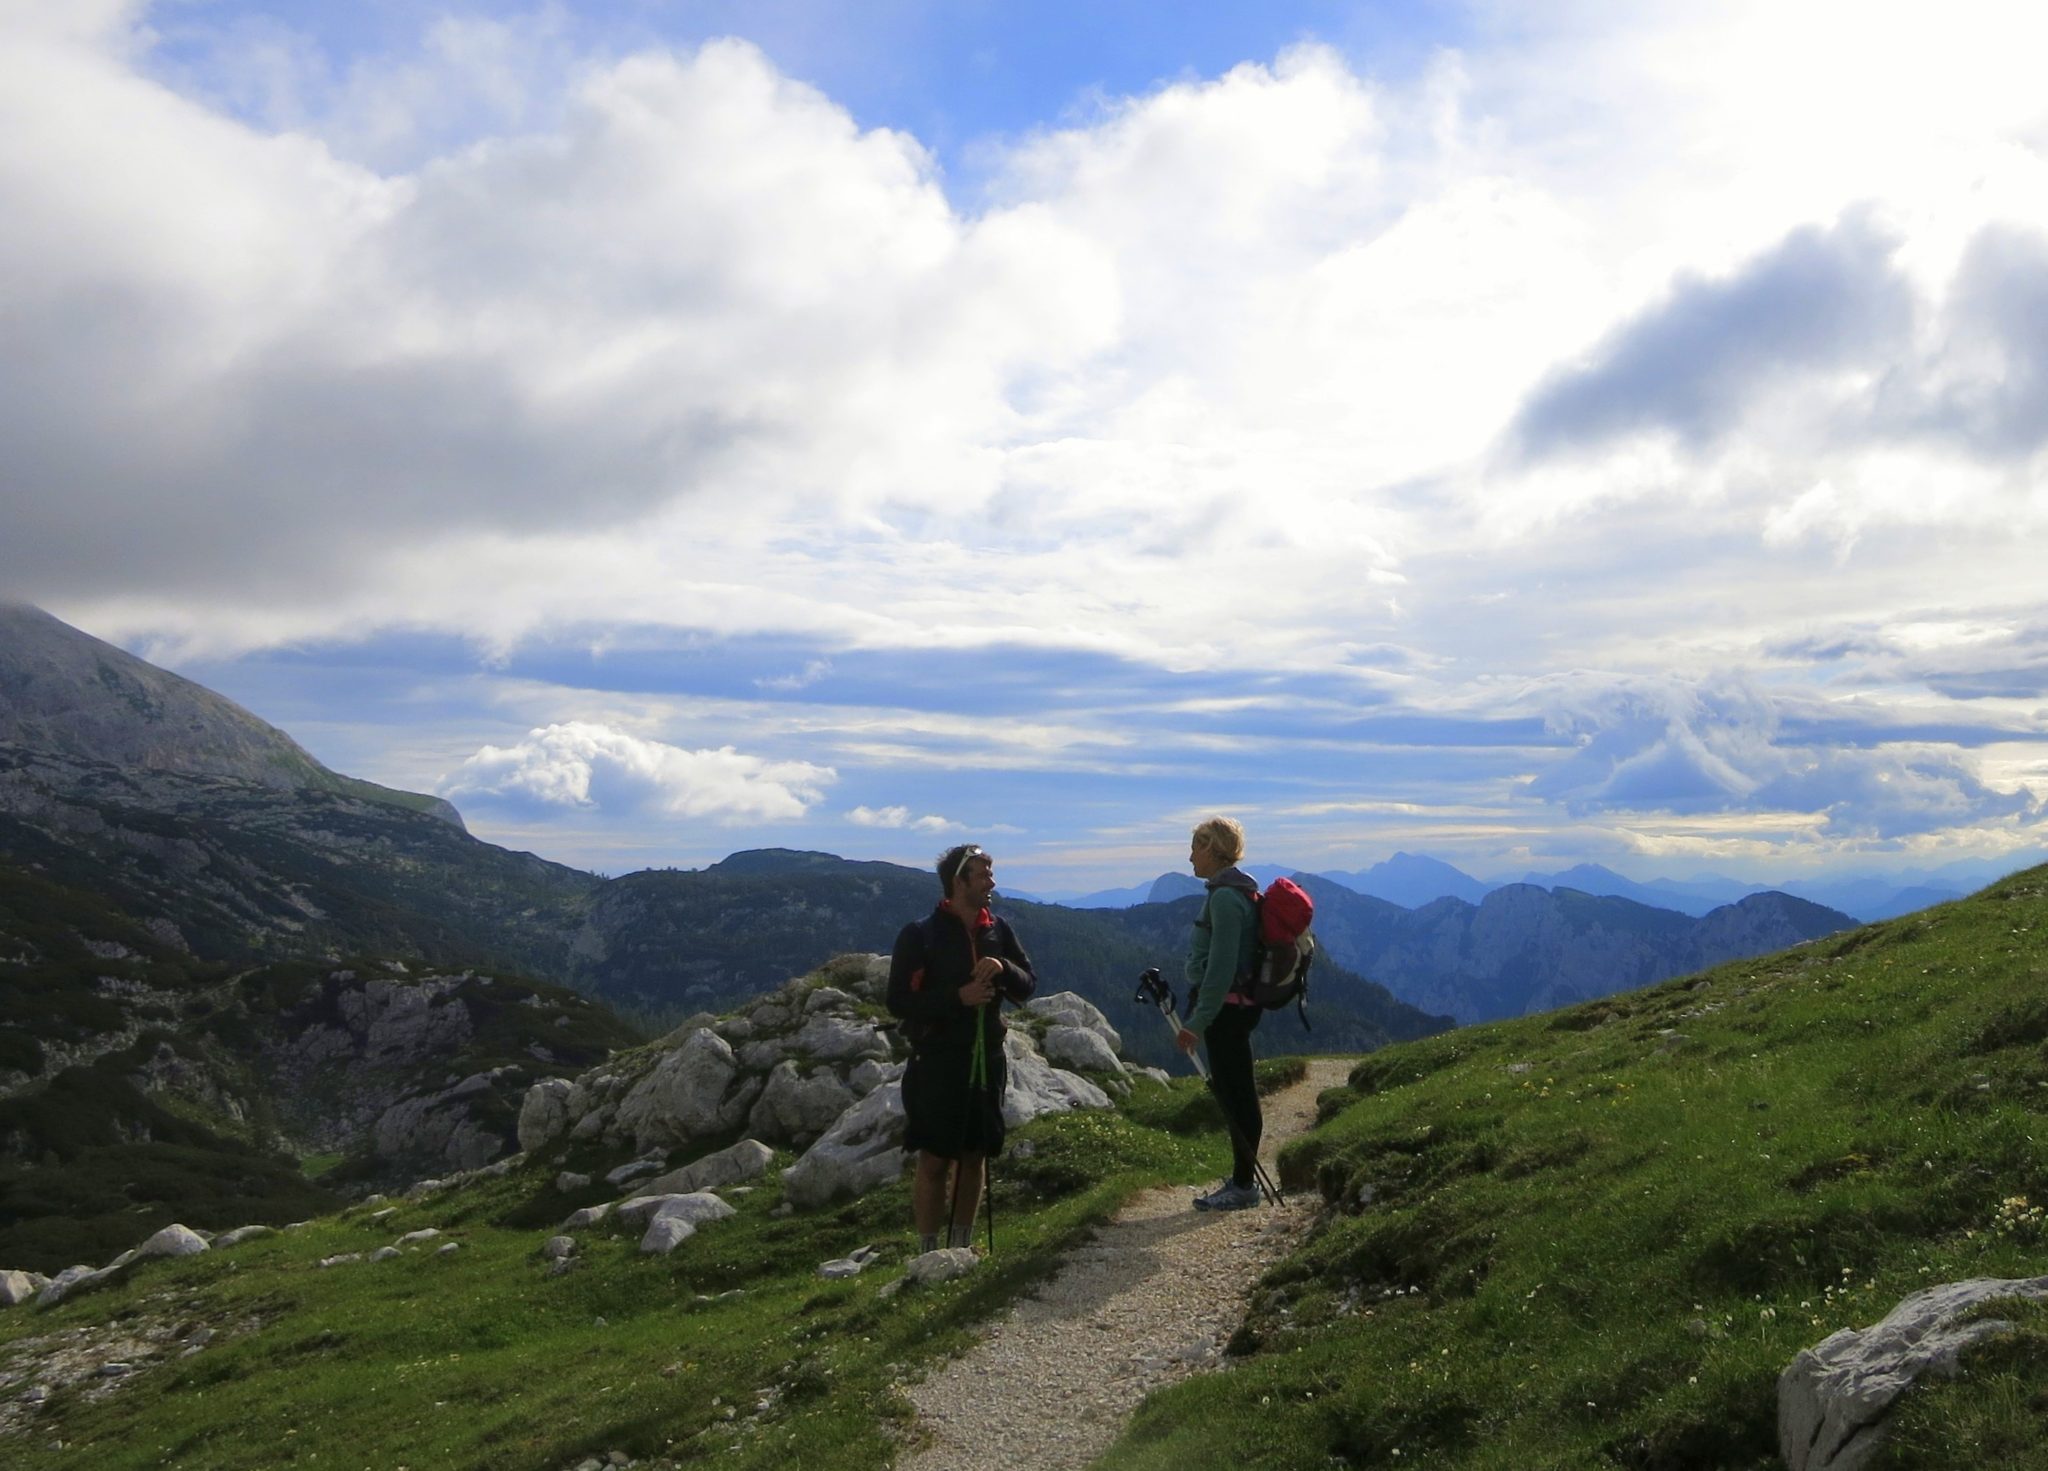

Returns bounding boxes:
[1779,1275,2048,1471]
[518,955,900,1159]
[371,1065,522,1172]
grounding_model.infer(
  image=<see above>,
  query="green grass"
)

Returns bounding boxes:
[1094,865,2048,1470]
[0,1079,1233,1470]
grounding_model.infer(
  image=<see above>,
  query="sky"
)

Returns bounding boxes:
[6,0,2048,895]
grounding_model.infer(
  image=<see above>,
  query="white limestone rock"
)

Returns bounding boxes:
[903,1247,979,1286]
[1026,992,1123,1054]
[562,1202,613,1230]
[737,1038,791,1072]
[1779,1275,2048,1471]
[369,1247,402,1262]
[818,1246,879,1279]
[1041,1024,1125,1076]
[748,1061,857,1143]
[640,1139,775,1196]
[212,1225,275,1249]
[652,1192,737,1227]
[640,1216,696,1254]
[136,1224,210,1260]
[789,1014,891,1063]
[555,1171,593,1193]
[606,1158,664,1187]
[1,1270,51,1307]
[614,1196,737,1229]
[542,1236,577,1260]
[848,1059,891,1097]
[38,1264,120,1307]
[1000,1030,1112,1128]
[518,1078,574,1152]
[613,1029,745,1153]
[783,1074,909,1210]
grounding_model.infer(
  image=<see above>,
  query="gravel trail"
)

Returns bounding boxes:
[895,1056,1351,1471]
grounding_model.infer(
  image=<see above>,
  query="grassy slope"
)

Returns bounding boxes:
[0,1063,1304,1469]
[1101,863,2048,1470]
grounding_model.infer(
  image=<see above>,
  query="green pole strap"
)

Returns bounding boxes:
[968,1003,989,1089]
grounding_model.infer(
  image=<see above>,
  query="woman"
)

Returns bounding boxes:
[1175,815,1264,1211]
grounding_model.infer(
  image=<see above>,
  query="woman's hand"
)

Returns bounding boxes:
[1175,1027,1198,1054]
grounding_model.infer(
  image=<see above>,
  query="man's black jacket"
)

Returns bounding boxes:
[887,903,1036,1053]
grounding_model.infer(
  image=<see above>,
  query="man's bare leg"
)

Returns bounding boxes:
[946,1154,985,1246]
[913,1151,953,1248]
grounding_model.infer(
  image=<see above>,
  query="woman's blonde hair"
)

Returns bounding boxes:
[1190,815,1245,864]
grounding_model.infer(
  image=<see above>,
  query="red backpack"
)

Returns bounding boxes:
[1247,877,1316,1025]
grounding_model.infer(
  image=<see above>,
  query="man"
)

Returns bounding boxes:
[887,843,1036,1252]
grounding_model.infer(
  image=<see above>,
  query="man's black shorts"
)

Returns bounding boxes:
[901,1044,1007,1159]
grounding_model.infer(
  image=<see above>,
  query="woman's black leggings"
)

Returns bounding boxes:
[1204,1004,1263,1186]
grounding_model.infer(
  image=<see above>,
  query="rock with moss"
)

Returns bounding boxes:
[1779,1274,2048,1471]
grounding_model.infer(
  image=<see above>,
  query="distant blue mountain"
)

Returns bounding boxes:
[1145,872,1205,903]
[1049,849,2029,924]
[1056,879,1161,909]
[1320,852,1495,908]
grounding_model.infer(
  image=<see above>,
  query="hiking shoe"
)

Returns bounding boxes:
[1194,1180,1260,1212]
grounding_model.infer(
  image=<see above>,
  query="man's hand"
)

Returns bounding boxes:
[960,966,999,1006]
[1175,1027,1198,1054]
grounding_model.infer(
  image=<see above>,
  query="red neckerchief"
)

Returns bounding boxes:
[911,902,993,993]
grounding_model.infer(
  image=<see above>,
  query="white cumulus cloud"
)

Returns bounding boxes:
[441,720,833,822]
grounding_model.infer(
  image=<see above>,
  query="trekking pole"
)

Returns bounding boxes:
[1133,969,1285,1207]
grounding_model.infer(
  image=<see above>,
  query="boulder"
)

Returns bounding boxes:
[818,1245,880,1279]
[849,1059,891,1097]
[640,1216,696,1254]
[789,1014,891,1063]
[212,1225,275,1249]
[640,1139,775,1196]
[1779,1275,2048,1471]
[1041,1024,1124,1075]
[562,1203,613,1230]
[38,1264,119,1307]
[783,1075,909,1210]
[1026,992,1123,1054]
[542,1236,577,1260]
[748,1062,857,1142]
[518,1078,575,1152]
[1,1269,51,1307]
[136,1224,210,1260]
[396,1228,444,1246]
[613,1029,745,1152]
[804,986,857,1014]
[1000,1030,1112,1127]
[738,1038,791,1071]
[616,1192,733,1228]
[606,1158,664,1187]
[369,1247,402,1262]
[374,1074,511,1172]
[555,1171,593,1193]
[903,1247,979,1286]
